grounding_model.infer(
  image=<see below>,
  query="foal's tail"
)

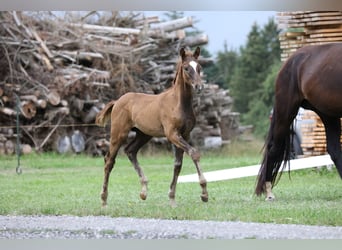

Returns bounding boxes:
[255,112,292,196]
[95,100,116,127]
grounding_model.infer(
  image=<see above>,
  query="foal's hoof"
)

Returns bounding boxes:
[101,200,107,207]
[265,196,275,202]
[140,192,147,200]
[170,199,177,208]
[100,194,108,207]
[201,195,208,202]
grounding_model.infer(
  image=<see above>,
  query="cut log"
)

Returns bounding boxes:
[36,99,47,109]
[0,107,16,116]
[21,144,32,154]
[47,90,61,106]
[20,95,38,103]
[82,106,99,123]
[150,16,193,34]
[183,33,209,47]
[55,50,104,60]
[1,95,10,103]
[20,100,37,119]
[68,23,141,35]
[5,140,15,154]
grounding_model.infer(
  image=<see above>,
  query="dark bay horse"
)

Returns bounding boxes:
[96,47,208,207]
[255,43,342,201]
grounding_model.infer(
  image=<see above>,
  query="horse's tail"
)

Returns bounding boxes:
[95,100,116,127]
[255,112,292,196]
[255,49,306,196]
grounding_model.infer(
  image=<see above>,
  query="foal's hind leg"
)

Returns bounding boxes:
[101,128,130,207]
[169,146,184,207]
[168,132,208,202]
[320,115,342,177]
[101,143,120,207]
[124,130,152,200]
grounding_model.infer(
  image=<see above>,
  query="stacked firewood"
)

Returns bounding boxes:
[0,11,240,155]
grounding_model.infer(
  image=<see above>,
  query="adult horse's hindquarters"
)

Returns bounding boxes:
[255,43,342,201]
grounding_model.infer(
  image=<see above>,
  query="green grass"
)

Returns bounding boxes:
[1,140,342,226]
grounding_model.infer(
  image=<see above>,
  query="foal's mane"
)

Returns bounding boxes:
[172,59,182,86]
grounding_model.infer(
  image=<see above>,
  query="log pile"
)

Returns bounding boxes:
[0,11,239,155]
[276,11,342,156]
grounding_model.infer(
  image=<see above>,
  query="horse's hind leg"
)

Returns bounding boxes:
[101,127,130,207]
[101,144,120,207]
[320,115,342,177]
[260,103,300,201]
[124,130,151,200]
[169,146,184,207]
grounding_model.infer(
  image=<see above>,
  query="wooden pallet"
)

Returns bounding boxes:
[300,110,342,156]
[277,11,342,156]
[277,11,342,61]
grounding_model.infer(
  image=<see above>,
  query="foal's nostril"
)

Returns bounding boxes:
[194,84,203,93]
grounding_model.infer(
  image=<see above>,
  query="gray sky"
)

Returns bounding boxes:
[145,11,277,56]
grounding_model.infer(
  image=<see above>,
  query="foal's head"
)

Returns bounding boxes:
[179,47,203,92]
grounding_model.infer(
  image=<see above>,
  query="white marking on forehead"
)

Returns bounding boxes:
[189,61,198,73]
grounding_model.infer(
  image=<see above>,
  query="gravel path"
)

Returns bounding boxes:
[1,215,342,239]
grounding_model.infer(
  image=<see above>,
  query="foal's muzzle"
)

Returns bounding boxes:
[193,82,203,93]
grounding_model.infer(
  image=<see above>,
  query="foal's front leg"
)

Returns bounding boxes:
[169,146,184,207]
[168,133,208,203]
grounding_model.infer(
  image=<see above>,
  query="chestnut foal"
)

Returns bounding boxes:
[96,47,208,207]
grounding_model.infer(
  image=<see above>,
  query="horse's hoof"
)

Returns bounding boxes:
[201,195,208,202]
[101,197,107,207]
[140,192,147,200]
[265,196,275,202]
[170,200,177,208]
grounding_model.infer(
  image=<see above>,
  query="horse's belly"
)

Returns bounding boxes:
[133,118,165,137]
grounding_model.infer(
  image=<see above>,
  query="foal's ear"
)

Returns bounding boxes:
[194,47,201,59]
[180,47,186,61]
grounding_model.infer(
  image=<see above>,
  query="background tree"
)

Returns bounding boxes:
[243,61,281,136]
[228,19,280,137]
[163,11,184,20]
[203,41,237,88]
[230,22,268,114]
